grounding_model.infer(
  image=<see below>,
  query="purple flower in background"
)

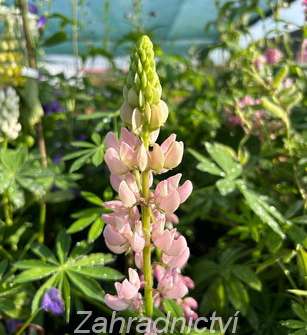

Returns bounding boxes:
[43,100,63,115]
[76,134,87,141]
[264,48,283,65]
[52,154,62,164]
[28,2,38,14]
[5,319,21,334]
[41,288,64,316]
[37,15,47,29]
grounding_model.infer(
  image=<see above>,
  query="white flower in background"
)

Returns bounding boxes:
[0,86,21,140]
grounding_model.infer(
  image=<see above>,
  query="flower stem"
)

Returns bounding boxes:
[2,192,13,226]
[16,309,40,335]
[18,0,48,242]
[141,132,153,317]
[38,200,46,243]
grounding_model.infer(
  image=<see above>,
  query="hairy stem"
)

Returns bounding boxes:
[141,132,153,317]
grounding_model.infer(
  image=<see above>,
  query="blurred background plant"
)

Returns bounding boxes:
[0,0,306,334]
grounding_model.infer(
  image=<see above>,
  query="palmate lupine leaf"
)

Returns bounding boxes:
[0,147,53,207]
[62,133,105,172]
[13,231,122,321]
[0,261,32,319]
[194,248,261,316]
[189,142,242,196]
[67,191,106,242]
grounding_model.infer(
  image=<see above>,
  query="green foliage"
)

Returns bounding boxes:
[14,231,122,321]
[1,0,307,334]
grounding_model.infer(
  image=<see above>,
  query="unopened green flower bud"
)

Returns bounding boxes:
[126,35,161,109]
[121,35,168,133]
[127,88,138,107]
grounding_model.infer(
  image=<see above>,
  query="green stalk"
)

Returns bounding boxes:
[16,309,40,335]
[2,191,13,226]
[38,201,46,243]
[141,131,153,317]
[18,0,48,243]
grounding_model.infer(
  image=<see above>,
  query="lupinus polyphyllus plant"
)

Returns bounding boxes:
[103,35,197,322]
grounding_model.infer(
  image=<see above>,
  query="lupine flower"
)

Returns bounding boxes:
[104,128,140,175]
[153,228,190,269]
[41,288,64,315]
[227,114,242,127]
[157,268,189,299]
[182,297,198,320]
[103,217,145,254]
[265,48,283,65]
[154,174,193,214]
[103,36,196,319]
[28,2,38,14]
[43,100,63,115]
[105,268,143,311]
[238,96,259,108]
[149,134,184,173]
[52,154,62,164]
[37,16,47,29]
[0,87,21,140]
[5,319,21,334]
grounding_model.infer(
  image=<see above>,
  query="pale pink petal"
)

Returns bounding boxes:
[166,281,188,299]
[130,232,145,253]
[163,247,190,269]
[164,141,183,169]
[134,252,143,269]
[166,213,179,224]
[103,200,125,211]
[119,142,136,168]
[121,128,139,148]
[167,174,182,189]
[167,235,188,256]
[149,129,160,144]
[154,265,166,281]
[137,144,148,172]
[110,174,122,192]
[161,134,176,153]
[155,180,168,197]
[119,279,138,300]
[128,268,141,289]
[178,180,193,203]
[105,148,129,175]
[149,144,164,172]
[183,276,195,289]
[153,229,172,250]
[119,181,137,207]
[183,297,198,309]
[158,190,181,213]
[104,132,119,150]
[104,294,129,311]
[103,225,126,245]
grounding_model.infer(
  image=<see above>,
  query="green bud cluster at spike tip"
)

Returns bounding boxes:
[120,36,168,135]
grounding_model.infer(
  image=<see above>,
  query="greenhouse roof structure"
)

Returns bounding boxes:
[28,0,280,55]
